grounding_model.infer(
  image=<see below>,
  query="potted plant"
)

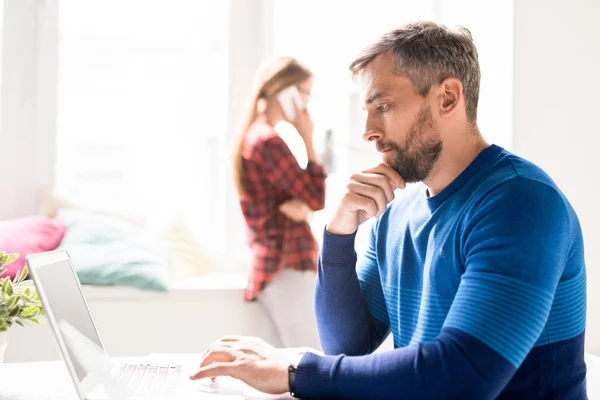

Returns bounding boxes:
[0,252,45,362]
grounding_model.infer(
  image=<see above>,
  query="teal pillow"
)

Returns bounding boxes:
[58,208,170,292]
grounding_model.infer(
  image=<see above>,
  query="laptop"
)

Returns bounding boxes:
[27,250,289,400]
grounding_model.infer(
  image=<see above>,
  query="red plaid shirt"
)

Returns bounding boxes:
[240,114,326,301]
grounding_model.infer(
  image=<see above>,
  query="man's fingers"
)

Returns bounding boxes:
[201,336,265,366]
[201,336,270,366]
[204,335,246,355]
[200,347,237,368]
[362,164,406,189]
[347,180,388,216]
[209,335,264,351]
[219,335,246,342]
[190,362,238,381]
[362,163,405,188]
[202,341,233,360]
[343,192,379,218]
[350,173,395,203]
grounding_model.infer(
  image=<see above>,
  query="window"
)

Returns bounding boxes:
[55,0,230,254]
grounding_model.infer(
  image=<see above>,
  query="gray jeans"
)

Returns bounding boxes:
[257,268,321,350]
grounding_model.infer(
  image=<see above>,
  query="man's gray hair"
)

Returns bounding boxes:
[350,21,480,122]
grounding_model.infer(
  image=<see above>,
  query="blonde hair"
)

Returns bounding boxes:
[232,57,312,197]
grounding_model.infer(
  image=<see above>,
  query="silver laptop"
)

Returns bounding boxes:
[26,250,281,400]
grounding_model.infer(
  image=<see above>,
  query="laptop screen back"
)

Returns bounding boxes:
[29,253,103,384]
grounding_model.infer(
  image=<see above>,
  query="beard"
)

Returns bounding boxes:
[376,105,443,183]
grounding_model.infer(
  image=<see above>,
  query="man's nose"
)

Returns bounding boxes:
[363,112,382,142]
[363,129,382,142]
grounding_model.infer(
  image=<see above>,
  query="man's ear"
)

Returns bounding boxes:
[437,78,462,118]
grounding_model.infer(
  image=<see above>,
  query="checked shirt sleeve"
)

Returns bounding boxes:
[262,135,326,211]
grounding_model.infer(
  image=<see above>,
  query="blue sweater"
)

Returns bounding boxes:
[295,145,587,399]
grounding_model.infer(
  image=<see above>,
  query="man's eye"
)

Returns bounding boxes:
[377,104,389,112]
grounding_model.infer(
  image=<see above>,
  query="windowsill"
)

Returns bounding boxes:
[81,273,249,301]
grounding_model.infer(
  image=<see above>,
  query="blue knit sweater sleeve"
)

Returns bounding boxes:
[314,225,390,356]
[300,179,572,399]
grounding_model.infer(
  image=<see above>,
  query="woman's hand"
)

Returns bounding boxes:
[292,105,318,162]
[279,199,312,222]
[292,104,314,144]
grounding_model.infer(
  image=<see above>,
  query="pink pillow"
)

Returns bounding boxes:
[0,216,66,279]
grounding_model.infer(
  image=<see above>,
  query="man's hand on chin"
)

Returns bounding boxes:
[189,335,290,395]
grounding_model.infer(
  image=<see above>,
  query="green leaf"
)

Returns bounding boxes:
[13,271,22,285]
[1,278,13,296]
[6,295,19,311]
[14,319,25,327]
[2,253,18,266]
[13,266,28,285]
[24,288,31,297]
[29,318,40,325]
[20,265,28,282]
[17,293,30,303]
[20,307,38,317]
[0,251,6,259]
[0,267,6,276]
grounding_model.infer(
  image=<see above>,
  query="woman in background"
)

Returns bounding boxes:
[232,57,326,349]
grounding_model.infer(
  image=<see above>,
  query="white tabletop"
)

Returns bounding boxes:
[0,355,292,400]
[3,353,599,399]
[0,360,79,400]
[586,353,600,399]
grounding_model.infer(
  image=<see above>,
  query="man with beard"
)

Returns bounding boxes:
[191,22,587,400]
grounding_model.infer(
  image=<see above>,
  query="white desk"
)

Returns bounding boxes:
[0,360,79,400]
[3,354,600,399]
[587,353,600,399]
[0,355,292,400]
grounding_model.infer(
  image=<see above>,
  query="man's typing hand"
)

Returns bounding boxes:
[190,335,290,395]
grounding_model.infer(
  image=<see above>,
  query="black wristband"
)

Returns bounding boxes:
[288,363,298,398]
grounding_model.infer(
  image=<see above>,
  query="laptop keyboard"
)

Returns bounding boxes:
[112,363,182,398]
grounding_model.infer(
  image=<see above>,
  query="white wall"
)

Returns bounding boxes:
[513,0,600,354]
[439,0,513,149]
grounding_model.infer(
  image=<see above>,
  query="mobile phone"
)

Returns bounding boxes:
[277,85,304,122]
